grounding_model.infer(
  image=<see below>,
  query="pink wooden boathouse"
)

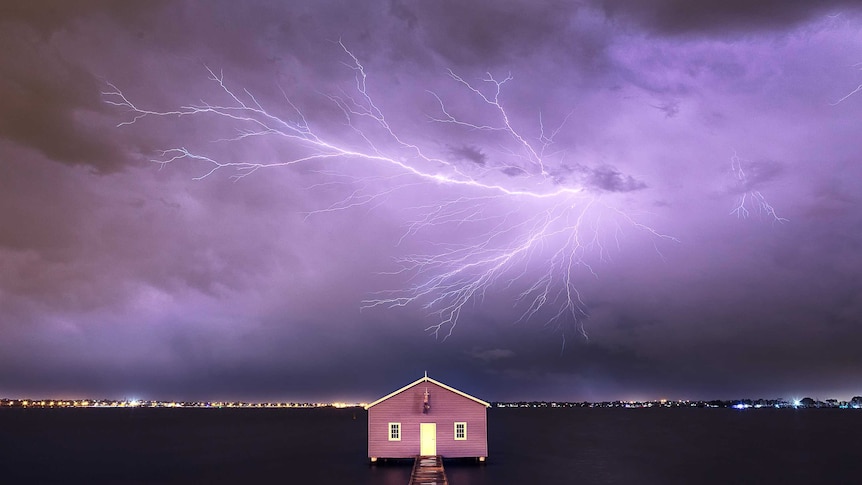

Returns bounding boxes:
[364,374,490,462]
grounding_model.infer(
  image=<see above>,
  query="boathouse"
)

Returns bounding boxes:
[365,373,490,462]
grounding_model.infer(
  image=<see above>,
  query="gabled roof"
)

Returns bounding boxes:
[364,374,491,409]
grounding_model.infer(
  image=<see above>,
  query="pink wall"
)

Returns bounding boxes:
[367,380,488,458]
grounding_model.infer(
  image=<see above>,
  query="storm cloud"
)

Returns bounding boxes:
[1,0,862,403]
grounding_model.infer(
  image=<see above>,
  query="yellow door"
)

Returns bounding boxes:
[420,423,437,456]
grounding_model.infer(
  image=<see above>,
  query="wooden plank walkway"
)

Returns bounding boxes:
[408,455,448,485]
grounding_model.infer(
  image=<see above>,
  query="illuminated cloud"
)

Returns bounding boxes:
[0,1,861,402]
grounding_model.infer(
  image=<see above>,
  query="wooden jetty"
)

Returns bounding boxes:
[408,455,448,485]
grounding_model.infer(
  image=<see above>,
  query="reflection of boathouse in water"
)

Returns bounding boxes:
[364,373,490,462]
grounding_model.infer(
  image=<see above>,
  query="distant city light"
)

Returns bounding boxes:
[1,396,859,410]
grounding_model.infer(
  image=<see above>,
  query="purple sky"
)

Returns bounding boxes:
[2,0,862,403]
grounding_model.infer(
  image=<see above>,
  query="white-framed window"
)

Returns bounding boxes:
[388,422,401,441]
[454,422,467,440]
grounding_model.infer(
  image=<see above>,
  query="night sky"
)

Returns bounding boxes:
[2,0,862,403]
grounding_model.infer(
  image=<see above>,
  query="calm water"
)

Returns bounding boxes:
[1,407,860,484]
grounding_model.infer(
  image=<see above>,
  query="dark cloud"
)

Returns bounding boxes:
[552,164,648,192]
[600,0,862,34]
[0,1,170,34]
[1,0,862,403]
[0,29,121,171]
[448,144,487,166]
[651,99,681,118]
[395,0,581,65]
[586,166,647,193]
[0,1,175,173]
[468,347,516,363]
[501,166,527,177]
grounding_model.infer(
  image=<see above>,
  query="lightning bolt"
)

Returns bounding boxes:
[103,42,676,340]
[830,62,862,105]
[729,151,787,223]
